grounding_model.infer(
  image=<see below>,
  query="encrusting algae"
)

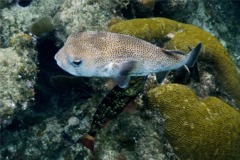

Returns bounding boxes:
[8,33,33,49]
[108,18,240,109]
[147,84,240,160]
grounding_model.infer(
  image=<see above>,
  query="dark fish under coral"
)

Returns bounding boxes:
[77,76,147,151]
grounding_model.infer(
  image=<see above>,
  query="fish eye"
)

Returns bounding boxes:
[72,60,82,66]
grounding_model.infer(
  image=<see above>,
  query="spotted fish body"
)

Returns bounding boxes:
[77,77,147,151]
[89,76,146,135]
[55,31,201,88]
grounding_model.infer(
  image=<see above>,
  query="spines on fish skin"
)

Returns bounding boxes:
[55,31,202,89]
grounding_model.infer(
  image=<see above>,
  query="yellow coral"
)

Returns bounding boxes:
[108,18,240,109]
[107,18,124,28]
[147,84,240,160]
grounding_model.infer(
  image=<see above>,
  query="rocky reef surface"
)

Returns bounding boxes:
[148,84,240,160]
[0,0,240,159]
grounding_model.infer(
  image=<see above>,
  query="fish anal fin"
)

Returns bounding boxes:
[119,61,138,75]
[183,65,190,76]
[188,62,200,82]
[174,62,200,84]
[182,65,190,84]
[156,71,170,84]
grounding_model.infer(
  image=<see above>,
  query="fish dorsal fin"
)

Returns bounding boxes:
[115,61,137,88]
[163,50,185,55]
[156,71,170,84]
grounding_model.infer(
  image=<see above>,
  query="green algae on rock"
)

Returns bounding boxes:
[147,84,240,160]
[108,17,240,109]
[8,33,33,48]
[30,16,54,37]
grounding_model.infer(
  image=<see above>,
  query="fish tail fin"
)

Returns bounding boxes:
[185,43,202,67]
[77,133,95,151]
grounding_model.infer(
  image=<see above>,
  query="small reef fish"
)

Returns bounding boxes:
[77,76,147,151]
[54,31,202,88]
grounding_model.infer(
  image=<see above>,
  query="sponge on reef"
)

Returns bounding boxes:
[147,84,240,160]
[108,18,240,109]
[30,16,54,37]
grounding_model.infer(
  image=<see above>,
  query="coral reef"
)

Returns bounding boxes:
[94,112,171,160]
[8,33,33,48]
[0,0,64,47]
[53,0,121,42]
[108,17,240,109]
[188,1,240,68]
[78,77,146,151]
[0,0,125,129]
[147,84,240,160]
[0,47,37,123]
[0,111,92,159]
[1,0,240,159]
[152,0,240,68]
[0,0,123,47]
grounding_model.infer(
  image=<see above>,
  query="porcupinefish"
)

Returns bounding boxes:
[54,31,202,88]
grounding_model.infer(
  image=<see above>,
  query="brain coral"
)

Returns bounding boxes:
[147,84,240,160]
[108,18,240,109]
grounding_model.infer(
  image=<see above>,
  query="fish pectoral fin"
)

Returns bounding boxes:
[119,61,138,75]
[115,61,137,88]
[115,75,131,88]
[156,71,170,84]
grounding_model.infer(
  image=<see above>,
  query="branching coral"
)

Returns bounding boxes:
[147,84,240,160]
[108,18,240,109]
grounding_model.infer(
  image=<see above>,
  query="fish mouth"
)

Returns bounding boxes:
[54,54,64,68]
[56,61,62,68]
[54,54,58,61]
